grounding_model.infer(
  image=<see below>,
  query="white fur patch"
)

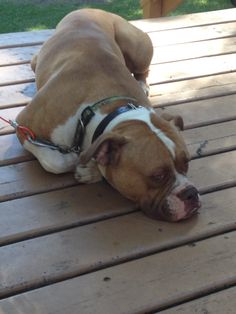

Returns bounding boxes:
[105,108,176,158]
[172,170,191,192]
[24,140,79,174]
[51,104,175,158]
[75,160,102,183]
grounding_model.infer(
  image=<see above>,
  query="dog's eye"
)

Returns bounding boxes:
[151,171,166,183]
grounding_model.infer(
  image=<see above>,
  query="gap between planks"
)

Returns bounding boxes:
[0,222,235,308]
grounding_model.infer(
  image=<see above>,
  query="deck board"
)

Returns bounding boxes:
[0,188,236,300]
[159,286,236,313]
[0,8,236,314]
[1,232,235,313]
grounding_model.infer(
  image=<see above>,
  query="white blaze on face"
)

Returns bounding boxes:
[105,109,176,158]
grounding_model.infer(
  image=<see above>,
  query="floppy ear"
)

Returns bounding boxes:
[161,113,184,131]
[79,132,128,166]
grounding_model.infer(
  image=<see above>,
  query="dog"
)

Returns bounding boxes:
[16,8,201,222]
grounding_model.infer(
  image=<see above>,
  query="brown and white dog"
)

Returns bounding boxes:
[16,9,201,222]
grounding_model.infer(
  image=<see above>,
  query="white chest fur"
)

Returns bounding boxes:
[51,105,176,158]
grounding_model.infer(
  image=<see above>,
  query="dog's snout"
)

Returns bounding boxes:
[178,186,199,202]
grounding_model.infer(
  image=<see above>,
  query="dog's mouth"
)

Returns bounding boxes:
[141,185,201,222]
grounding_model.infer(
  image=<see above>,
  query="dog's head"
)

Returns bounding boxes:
[79,112,201,222]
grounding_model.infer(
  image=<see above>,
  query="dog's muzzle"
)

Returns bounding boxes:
[142,185,201,222]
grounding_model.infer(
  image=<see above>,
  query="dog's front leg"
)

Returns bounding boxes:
[75,159,102,184]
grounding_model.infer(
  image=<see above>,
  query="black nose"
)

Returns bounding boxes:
[178,186,199,202]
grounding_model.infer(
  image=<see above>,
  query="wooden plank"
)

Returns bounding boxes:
[148,21,236,47]
[152,36,236,64]
[0,133,33,166]
[184,120,236,158]
[1,119,236,166]
[156,94,236,129]
[1,52,236,89]
[0,187,236,296]
[150,72,236,106]
[1,71,236,110]
[0,229,235,312]
[0,107,24,135]
[0,45,40,66]
[159,286,236,314]
[0,9,235,49]
[132,8,236,32]
[1,93,236,136]
[0,160,78,202]
[1,35,236,68]
[0,63,34,87]
[149,53,236,84]
[0,183,133,246]
[0,83,35,109]
[0,30,53,49]
[0,147,236,202]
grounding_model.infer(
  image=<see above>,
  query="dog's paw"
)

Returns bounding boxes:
[138,80,150,96]
[75,161,102,184]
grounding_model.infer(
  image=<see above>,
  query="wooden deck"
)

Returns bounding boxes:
[1,8,236,313]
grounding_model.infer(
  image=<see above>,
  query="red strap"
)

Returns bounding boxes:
[0,116,36,140]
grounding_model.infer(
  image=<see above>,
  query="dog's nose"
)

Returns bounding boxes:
[178,186,199,202]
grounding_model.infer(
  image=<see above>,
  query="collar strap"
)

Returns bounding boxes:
[24,96,139,155]
[72,96,137,151]
[92,103,141,143]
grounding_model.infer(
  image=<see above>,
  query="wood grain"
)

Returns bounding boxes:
[159,286,236,313]
[0,231,235,312]
[132,8,236,32]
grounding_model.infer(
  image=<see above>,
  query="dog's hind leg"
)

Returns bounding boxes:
[113,16,153,94]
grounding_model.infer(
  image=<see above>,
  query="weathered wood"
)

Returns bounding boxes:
[0,63,34,87]
[2,35,236,68]
[150,72,236,106]
[156,94,236,129]
[185,120,236,158]
[152,36,236,64]
[1,52,236,91]
[0,231,235,312]
[149,21,236,47]
[0,149,236,202]
[159,286,236,313]
[132,8,236,32]
[0,83,35,109]
[0,183,133,246]
[0,133,33,166]
[1,120,236,166]
[1,94,236,135]
[0,106,24,135]
[0,188,236,298]
[0,9,235,49]
[149,53,236,84]
[0,45,40,66]
[1,71,236,110]
[1,8,236,312]
[0,160,78,202]
[0,30,53,49]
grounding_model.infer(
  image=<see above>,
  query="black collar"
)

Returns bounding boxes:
[72,97,140,152]
[92,103,141,142]
[21,97,142,155]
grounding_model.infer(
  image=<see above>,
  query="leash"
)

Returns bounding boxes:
[0,96,138,155]
[0,116,36,141]
[0,116,80,153]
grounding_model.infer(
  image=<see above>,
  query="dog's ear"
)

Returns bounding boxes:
[79,132,128,166]
[161,112,184,131]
